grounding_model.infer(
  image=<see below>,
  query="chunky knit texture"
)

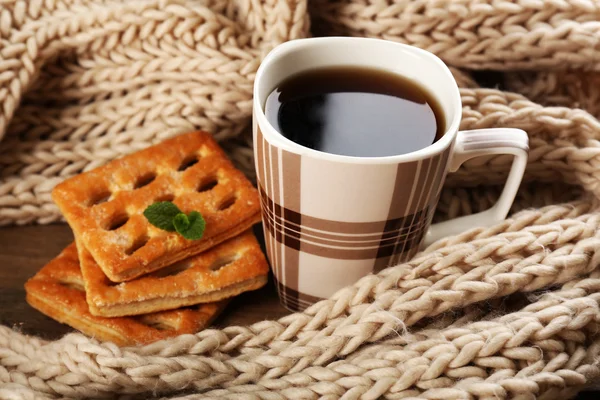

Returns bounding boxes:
[1,0,600,399]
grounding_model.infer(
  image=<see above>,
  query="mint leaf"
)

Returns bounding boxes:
[144,201,206,240]
[180,211,205,240]
[143,201,181,231]
[173,213,190,234]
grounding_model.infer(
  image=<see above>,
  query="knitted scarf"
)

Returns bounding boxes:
[1,1,600,399]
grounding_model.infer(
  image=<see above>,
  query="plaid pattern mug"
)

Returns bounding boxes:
[253,37,529,312]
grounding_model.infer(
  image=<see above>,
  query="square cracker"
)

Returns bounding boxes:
[52,131,261,282]
[79,230,269,317]
[25,244,227,346]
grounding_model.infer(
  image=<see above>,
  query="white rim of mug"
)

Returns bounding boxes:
[254,37,463,165]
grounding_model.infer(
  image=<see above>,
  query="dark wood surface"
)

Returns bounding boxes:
[0,224,597,398]
[0,223,289,340]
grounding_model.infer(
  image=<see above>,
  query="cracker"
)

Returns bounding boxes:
[25,244,227,346]
[52,131,261,282]
[78,230,269,317]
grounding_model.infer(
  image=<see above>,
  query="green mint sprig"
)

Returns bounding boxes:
[143,201,205,240]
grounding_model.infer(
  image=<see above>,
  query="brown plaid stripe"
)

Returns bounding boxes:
[259,185,431,260]
[275,278,322,311]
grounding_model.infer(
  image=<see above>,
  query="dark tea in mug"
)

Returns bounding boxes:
[264,66,445,157]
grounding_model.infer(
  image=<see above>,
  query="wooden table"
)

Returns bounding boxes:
[1,224,597,399]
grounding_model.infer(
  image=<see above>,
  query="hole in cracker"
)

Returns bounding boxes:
[126,235,149,256]
[209,254,239,272]
[134,173,156,189]
[136,316,175,331]
[217,194,237,211]
[58,280,85,292]
[106,213,129,231]
[155,193,175,203]
[178,155,199,171]
[90,190,111,206]
[150,260,193,278]
[198,176,218,193]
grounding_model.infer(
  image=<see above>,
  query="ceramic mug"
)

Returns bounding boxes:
[253,37,528,312]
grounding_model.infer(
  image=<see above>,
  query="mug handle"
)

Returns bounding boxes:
[425,128,529,246]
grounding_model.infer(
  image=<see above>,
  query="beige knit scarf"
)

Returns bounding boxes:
[1,1,600,399]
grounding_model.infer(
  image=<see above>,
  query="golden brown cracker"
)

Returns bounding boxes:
[78,230,268,317]
[52,131,261,282]
[25,244,227,346]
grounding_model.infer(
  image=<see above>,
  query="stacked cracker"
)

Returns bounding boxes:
[25,132,268,346]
